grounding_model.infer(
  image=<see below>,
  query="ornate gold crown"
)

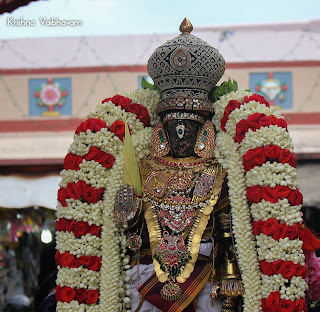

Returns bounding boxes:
[147,18,226,117]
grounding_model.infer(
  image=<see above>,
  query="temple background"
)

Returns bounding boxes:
[0,18,320,303]
[1,19,320,209]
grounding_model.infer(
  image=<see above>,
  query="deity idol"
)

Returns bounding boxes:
[55,19,320,312]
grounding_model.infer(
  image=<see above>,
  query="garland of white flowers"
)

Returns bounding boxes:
[56,89,160,312]
[212,90,307,312]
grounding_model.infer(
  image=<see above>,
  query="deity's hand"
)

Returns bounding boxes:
[113,184,143,229]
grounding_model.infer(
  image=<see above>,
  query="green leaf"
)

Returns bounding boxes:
[141,77,162,98]
[209,78,239,103]
[141,77,155,90]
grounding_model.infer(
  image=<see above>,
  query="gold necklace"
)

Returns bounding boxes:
[143,162,226,300]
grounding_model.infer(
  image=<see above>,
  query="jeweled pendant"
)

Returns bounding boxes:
[176,123,185,139]
[160,281,182,301]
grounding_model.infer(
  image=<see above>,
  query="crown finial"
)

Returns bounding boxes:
[179,18,193,34]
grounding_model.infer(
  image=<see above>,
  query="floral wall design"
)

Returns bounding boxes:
[29,78,72,117]
[250,72,293,110]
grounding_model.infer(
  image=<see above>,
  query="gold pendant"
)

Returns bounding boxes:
[160,281,182,302]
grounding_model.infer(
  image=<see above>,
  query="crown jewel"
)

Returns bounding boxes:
[147,19,226,105]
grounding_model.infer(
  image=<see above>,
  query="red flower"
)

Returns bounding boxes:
[289,154,297,168]
[278,118,288,130]
[272,260,284,273]
[261,186,278,203]
[269,115,281,126]
[64,153,83,170]
[287,189,303,206]
[88,225,101,237]
[101,97,112,104]
[264,145,281,161]
[279,299,295,312]
[226,100,242,113]
[234,119,249,142]
[266,291,280,311]
[85,289,99,304]
[247,121,260,132]
[285,226,298,240]
[295,264,307,278]
[106,95,131,109]
[84,146,115,169]
[260,260,274,276]
[110,120,126,141]
[262,298,270,312]
[247,113,265,123]
[60,252,75,267]
[66,219,75,232]
[295,298,307,312]
[88,256,102,271]
[73,221,89,238]
[57,188,68,207]
[273,223,287,241]
[294,223,303,238]
[245,159,258,171]
[220,115,229,131]
[69,258,80,268]
[60,286,76,303]
[278,261,296,279]
[261,218,279,236]
[247,185,262,203]
[278,149,292,164]
[110,95,126,105]
[253,220,265,235]
[126,103,150,127]
[78,256,91,267]
[75,118,107,135]
[244,94,270,106]
[243,149,259,171]
[244,149,255,161]
[55,286,62,302]
[76,180,87,197]
[234,134,245,143]
[274,185,291,200]
[235,119,248,134]
[259,116,272,127]
[252,147,267,165]
[66,183,81,200]
[83,186,103,204]
[56,218,65,231]
[55,251,62,264]
[75,288,88,304]
[118,97,132,110]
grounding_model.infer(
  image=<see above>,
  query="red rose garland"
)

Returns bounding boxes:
[246,185,303,206]
[75,118,107,135]
[102,95,151,127]
[242,145,297,171]
[57,181,104,207]
[56,218,102,238]
[215,92,318,312]
[56,90,157,311]
[56,286,99,304]
[234,113,288,143]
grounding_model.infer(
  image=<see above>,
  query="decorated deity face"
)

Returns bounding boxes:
[163,118,201,158]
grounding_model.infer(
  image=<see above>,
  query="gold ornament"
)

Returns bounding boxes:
[194,120,216,159]
[150,122,170,157]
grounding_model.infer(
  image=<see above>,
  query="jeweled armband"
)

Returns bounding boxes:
[114,184,142,229]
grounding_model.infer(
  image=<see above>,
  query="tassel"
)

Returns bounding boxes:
[300,227,320,251]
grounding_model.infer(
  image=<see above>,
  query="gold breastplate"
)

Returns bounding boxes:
[140,155,226,287]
